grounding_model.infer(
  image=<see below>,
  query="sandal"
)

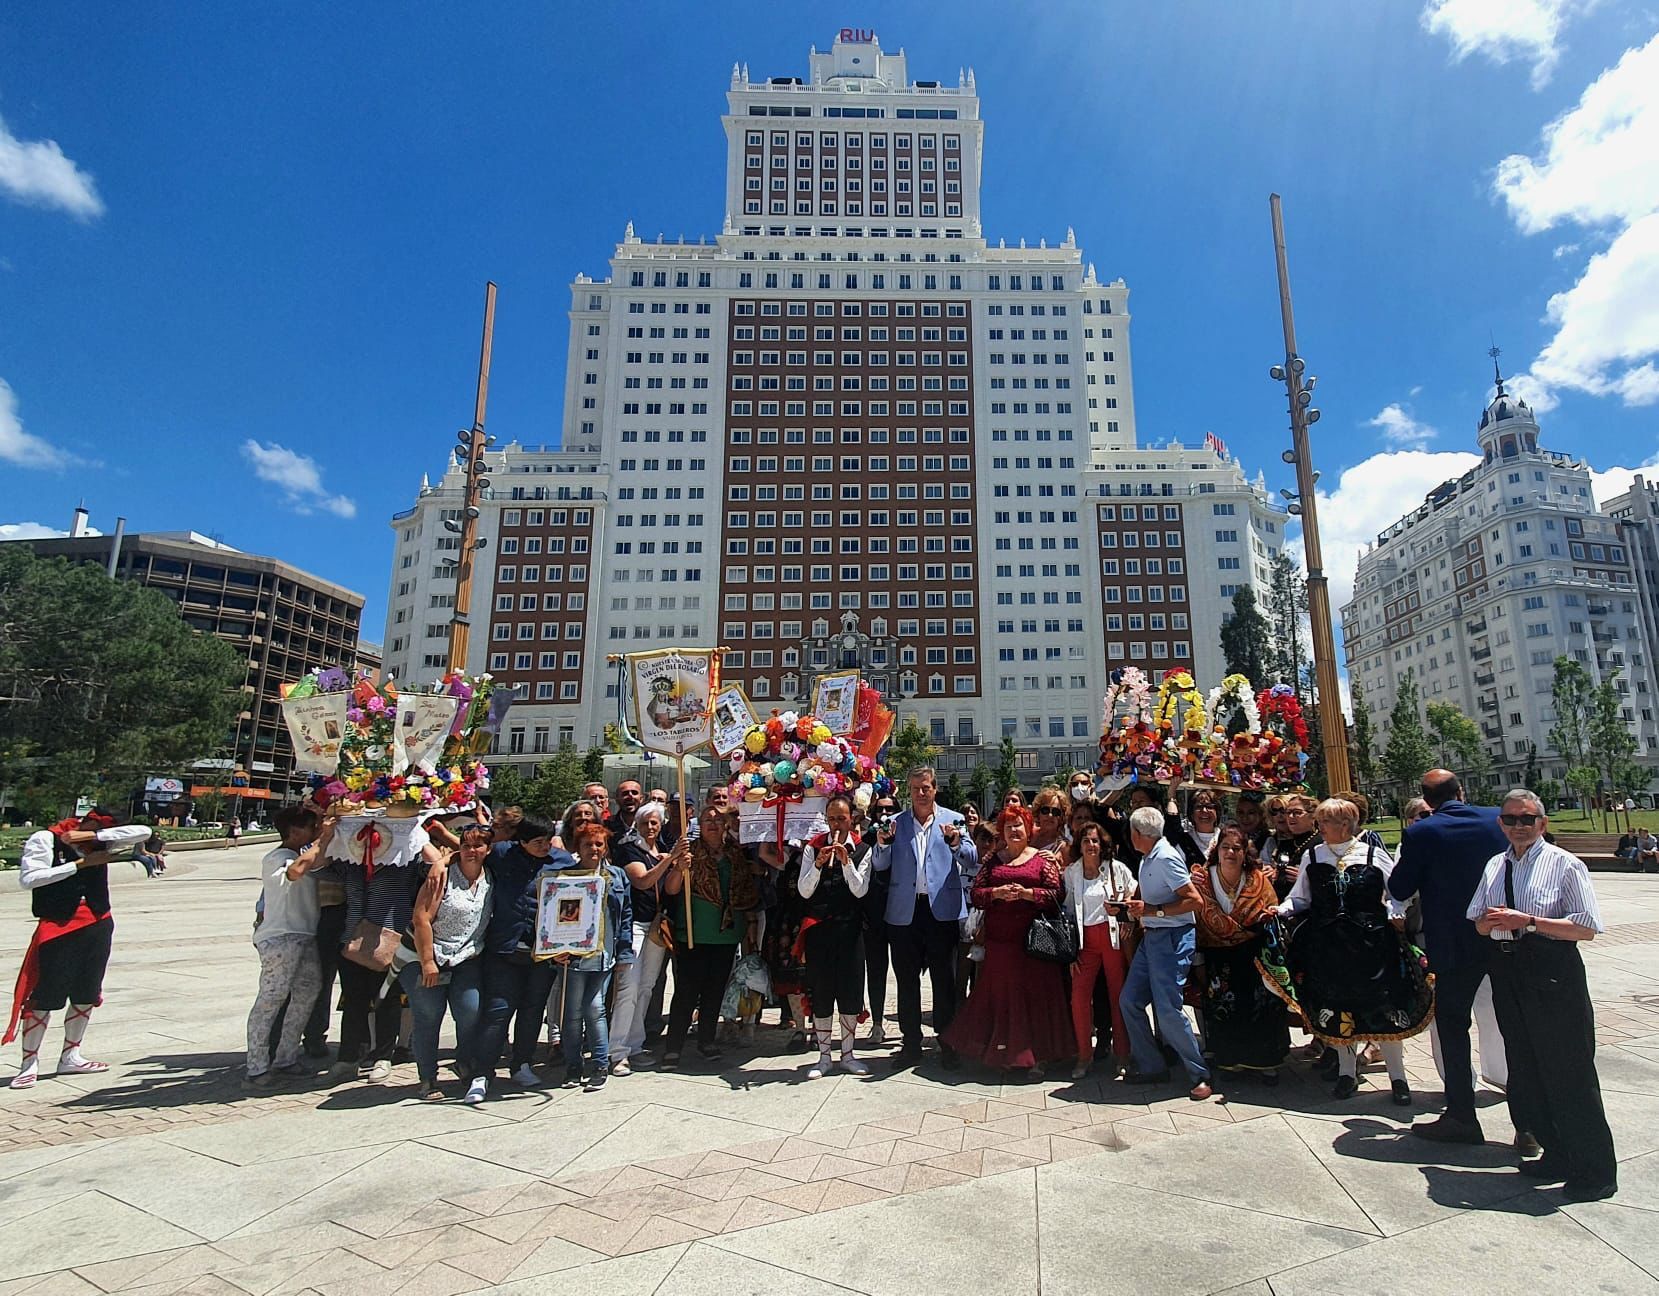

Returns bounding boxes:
[419,1083,446,1102]
[56,1057,109,1075]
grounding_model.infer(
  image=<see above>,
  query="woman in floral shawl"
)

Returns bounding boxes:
[1193,824,1290,1084]
[661,805,760,1066]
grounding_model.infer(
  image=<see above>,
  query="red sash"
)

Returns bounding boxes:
[4,902,108,1043]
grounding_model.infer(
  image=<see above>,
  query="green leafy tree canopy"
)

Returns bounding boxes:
[1219,586,1273,685]
[1381,674,1435,803]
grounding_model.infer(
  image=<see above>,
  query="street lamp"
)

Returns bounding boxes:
[1268,194,1351,793]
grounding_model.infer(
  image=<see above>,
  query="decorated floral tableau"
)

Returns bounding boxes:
[1257,683,1311,749]
[727,708,894,839]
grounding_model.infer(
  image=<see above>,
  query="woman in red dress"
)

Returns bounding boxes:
[943,806,1073,1079]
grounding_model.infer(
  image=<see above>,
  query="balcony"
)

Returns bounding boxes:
[953,733,982,746]
[1473,670,1495,686]
[1478,696,1499,713]
[1481,723,1502,740]
[1470,646,1492,661]
[1465,618,1487,634]
[1593,630,1619,643]
[1589,604,1610,616]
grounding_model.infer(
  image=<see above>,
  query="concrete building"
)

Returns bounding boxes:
[1342,370,1659,791]
[382,32,1284,779]
[11,521,364,801]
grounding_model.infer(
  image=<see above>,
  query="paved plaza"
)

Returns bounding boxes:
[3,849,1659,1294]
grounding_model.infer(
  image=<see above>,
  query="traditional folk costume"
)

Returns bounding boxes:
[797,830,873,1077]
[6,815,145,1088]
[1262,838,1434,1095]
[1192,862,1290,1074]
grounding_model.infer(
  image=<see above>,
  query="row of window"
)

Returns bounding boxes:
[727,509,973,528]
[492,592,584,612]
[499,509,591,528]
[497,537,588,555]
[729,428,970,444]
[1105,642,1194,661]
[744,131,960,150]
[744,201,963,217]
[495,565,588,584]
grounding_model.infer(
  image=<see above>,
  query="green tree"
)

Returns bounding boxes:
[582,745,606,784]
[1522,740,1541,793]
[525,742,587,819]
[1588,673,1640,830]
[940,771,965,810]
[1350,681,1377,793]
[1565,764,1600,822]
[1535,776,1562,812]
[1425,700,1485,775]
[1219,587,1273,685]
[1549,656,1595,773]
[1382,674,1434,807]
[993,735,1021,803]
[1266,553,1307,690]
[0,548,243,816]
[885,719,941,804]
[486,762,529,811]
[966,762,993,812]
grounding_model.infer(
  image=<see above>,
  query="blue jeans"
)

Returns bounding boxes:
[397,958,483,1086]
[1120,925,1209,1085]
[562,966,613,1076]
[475,952,560,1077]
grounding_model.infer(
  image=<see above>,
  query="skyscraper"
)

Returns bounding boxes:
[383,33,1284,780]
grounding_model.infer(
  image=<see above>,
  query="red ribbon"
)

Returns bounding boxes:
[762,789,805,843]
[356,822,384,881]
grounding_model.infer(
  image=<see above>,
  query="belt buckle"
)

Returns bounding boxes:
[1497,940,1518,955]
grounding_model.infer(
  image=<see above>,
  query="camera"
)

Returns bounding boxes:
[876,812,895,835]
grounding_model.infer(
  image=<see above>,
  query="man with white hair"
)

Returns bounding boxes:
[1120,805,1211,1100]
[1468,788,1616,1202]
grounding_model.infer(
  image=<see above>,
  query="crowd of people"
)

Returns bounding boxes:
[6,768,1621,1204]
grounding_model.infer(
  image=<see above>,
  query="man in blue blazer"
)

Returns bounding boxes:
[1389,769,1508,1143]
[872,766,978,1070]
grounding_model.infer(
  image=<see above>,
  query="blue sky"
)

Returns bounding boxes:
[3,1,1657,643]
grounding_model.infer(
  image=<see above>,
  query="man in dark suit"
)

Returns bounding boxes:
[872,767,978,1070]
[1389,769,1508,1143]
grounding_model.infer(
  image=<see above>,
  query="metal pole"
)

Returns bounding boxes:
[106,517,126,578]
[448,282,498,675]
[1270,195,1352,793]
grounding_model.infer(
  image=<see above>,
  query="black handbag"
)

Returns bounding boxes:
[1025,908,1079,964]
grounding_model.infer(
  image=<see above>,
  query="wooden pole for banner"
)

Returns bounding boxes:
[677,745,694,949]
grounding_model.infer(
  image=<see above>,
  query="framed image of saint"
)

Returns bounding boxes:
[533,872,607,960]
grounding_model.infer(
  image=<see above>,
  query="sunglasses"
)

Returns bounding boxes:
[1036,807,1066,818]
[1500,814,1540,827]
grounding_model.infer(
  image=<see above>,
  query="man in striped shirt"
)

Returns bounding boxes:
[1467,788,1617,1202]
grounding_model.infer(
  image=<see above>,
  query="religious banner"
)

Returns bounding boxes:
[709,683,758,758]
[629,649,715,757]
[534,871,607,960]
[394,692,462,774]
[812,669,861,736]
[280,692,352,775]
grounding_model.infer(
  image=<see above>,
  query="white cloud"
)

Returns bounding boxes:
[1489,34,1659,410]
[1366,403,1440,449]
[1591,451,1659,505]
[0,520,99,541]
[0,378,69,469]
[241,440,357,518]
[1306,449,1484,614]
[0,110,103,220]
[1421,0,1590,88]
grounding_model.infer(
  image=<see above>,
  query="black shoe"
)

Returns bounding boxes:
[696,1043,724,1062]
[1259,1069,1280,1088]
[303,1040,330,1060]
[584,1072,608,1093]
[562,1069,583,1088]
[1411,1116,1485,1145]
[1317,1049,1341,1079]
[1520,1155,1570,1181]
[1562,1179,1617,1203]
[1122,1069,1172,1086]
[939,1046,961,1072]
[889,1045,924,1071]
[1333,1074,1358,1099]
[1391,1080,1413,1107]
[659,1052,681,1071]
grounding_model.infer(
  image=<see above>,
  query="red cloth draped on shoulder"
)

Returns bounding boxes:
[1192,862,1278,948]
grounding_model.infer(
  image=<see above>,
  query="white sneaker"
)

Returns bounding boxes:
[367,1059,393,1084]
[511,1063,539,1087]
[464,1076,488,1105]
[866,1021,886,1046]
[840,1054,870,1076]
[610,1057,632,1076]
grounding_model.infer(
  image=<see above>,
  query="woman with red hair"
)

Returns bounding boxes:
[941,806,1072,1079]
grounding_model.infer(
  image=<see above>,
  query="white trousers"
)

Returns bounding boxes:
[1431,972,1508,1090]
[609,920,671,1061]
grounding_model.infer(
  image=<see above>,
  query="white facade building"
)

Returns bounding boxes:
[383,33,1283,779]
[1343,373,1659,789]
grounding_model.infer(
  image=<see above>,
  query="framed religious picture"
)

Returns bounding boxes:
[533,871,607,960]
[812,669,861,736]
[629,648,715,757]
[709,683,758,758]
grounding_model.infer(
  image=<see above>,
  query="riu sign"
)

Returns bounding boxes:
[838,28,874,43]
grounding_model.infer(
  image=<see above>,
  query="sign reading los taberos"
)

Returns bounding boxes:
[630,649,714,757]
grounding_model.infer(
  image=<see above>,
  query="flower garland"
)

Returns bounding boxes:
[1204,673,1262,737]
[1257,684,1311,749]
[728,710,893,815]
[1101,666,1153,731]
[1154,671,1206,736]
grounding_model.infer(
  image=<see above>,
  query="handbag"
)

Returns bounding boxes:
[342,919,401,972]
[647,882,676,954]
[1026,908,1080,964]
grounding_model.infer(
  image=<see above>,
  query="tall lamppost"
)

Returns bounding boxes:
[1268,194,1351,793]
[445,282,498,675]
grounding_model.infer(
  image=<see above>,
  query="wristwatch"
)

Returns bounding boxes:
[1155,907,1166,919]
[1524,917,1538,934]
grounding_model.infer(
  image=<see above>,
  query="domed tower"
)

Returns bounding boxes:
[1476,346,1540,464]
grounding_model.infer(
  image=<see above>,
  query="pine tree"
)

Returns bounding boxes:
[1382,674,1435,807]
[1219,587,1273,683]
[993,735,1021,803]
[1350,681,1377,791]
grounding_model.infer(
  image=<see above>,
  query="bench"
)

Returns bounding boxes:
[1553,832,1642,872]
